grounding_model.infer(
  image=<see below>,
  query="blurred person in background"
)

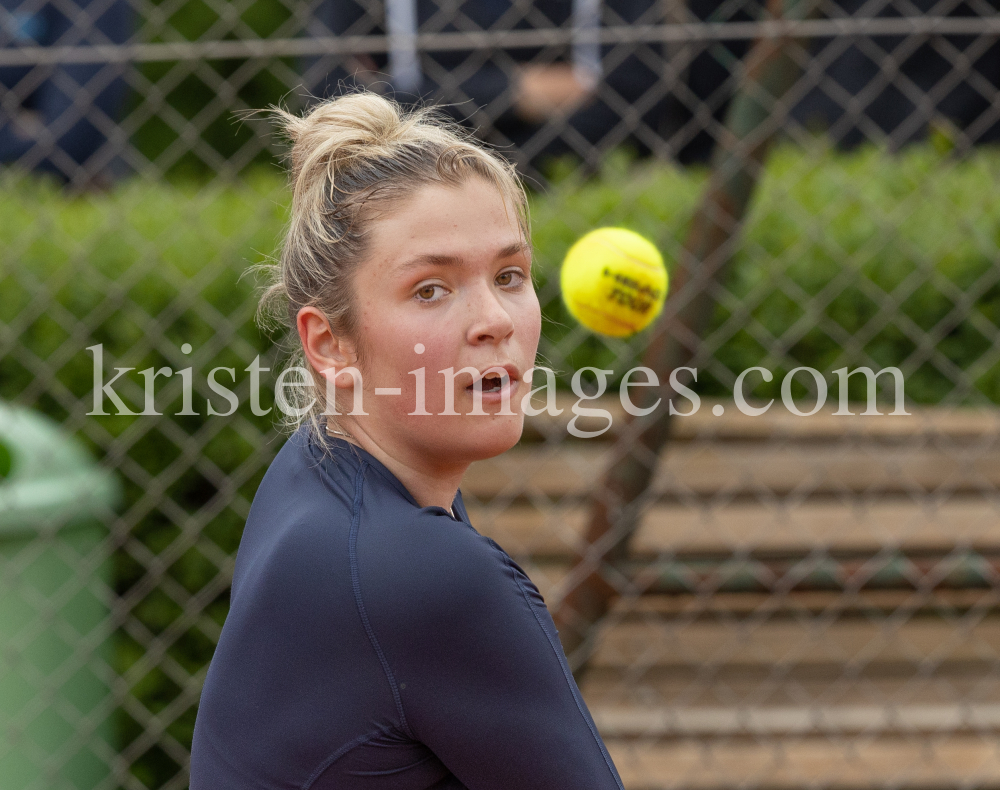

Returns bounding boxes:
[672,0,1000,157]
[0,0,131,186]
[790,0,1000,149]
[303,0,669,168]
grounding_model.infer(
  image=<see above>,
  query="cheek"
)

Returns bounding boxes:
[414,349,463,411]
[364,322,460,413]
[358,307,425,367]
[517,294,543,352]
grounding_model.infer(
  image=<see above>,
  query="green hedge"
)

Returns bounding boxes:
[4,141,1000,786]
[13,142,1000,415]
[0,171,290,787]
[533,143,1000,404]
[131,0,296,176]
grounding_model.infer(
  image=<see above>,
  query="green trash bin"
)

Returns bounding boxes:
[0,403,121,790]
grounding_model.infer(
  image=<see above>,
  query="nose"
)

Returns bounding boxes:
[466,281,515,346]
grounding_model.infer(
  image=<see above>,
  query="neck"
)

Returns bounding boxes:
[327,422,466,511]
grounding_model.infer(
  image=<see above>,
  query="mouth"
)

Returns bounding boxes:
[474,374,505,394]
[465,365,520,401]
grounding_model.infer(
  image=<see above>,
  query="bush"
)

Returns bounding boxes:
[131,0,296,177]
[533,143,1000,405]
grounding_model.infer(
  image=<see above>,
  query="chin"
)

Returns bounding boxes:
[435,414,525,464]
[477,417,525,459]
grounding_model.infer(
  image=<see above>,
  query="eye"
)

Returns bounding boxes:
[496,269,526,288]
[415,283,448,302]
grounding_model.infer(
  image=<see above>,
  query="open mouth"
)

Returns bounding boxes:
[468,374,506,394]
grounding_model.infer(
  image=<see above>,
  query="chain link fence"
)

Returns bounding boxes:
[5,0,1000,787]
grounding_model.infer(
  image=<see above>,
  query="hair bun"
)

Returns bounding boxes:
[272,93,422,186]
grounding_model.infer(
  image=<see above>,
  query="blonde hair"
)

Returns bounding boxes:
[254,91,530,448]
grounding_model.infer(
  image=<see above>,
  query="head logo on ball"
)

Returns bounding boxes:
[560,227,669,338]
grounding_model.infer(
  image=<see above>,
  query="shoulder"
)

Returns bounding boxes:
[231,427,363,601]
[353,479,535,633]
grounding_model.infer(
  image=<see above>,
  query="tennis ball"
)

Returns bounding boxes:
[560,227,668,338]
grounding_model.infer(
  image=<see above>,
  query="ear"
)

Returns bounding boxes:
[297,306,359,390]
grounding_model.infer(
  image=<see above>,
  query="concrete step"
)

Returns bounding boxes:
[522,397,1000,443]
[467,498,1000,559]
[492,550,1000,599]
[582,668,1000,712]
[613,590,1000,618]
[578,595,1000,787]
[604,734,1000,789]
[462,442,1000,501]
[588,612,1000,672]
[592,701,1000,737]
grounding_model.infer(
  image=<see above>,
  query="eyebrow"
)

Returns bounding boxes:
[399,241,531,270]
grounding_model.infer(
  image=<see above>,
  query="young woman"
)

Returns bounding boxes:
[189,92,624,790]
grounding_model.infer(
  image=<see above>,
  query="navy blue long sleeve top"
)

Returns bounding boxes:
[190,424,624,790]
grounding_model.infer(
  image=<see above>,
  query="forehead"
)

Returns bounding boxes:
[368,179,525,259]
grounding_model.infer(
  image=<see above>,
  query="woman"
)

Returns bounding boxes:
[189,92,624,790]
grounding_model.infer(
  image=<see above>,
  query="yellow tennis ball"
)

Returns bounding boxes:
[560,227,668,338]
